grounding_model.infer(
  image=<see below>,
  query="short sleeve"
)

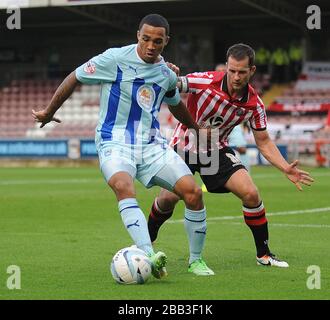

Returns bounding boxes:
[184,71,217,93]
[75,49,117,84]
[249,97,267,130]
[163,69,181,106]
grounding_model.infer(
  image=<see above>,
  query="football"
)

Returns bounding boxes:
[110,246,152,284]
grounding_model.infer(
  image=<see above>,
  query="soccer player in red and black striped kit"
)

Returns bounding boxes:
[148,43,314,268]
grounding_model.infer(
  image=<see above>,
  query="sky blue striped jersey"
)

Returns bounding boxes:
[75,44,180,148]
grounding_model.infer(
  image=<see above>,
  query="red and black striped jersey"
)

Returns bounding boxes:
[171,71,267,151]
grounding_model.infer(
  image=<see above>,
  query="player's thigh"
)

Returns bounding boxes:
[101,158,136,183]
[98,144,137,183]
[98,144,137,199]
[150,147,203,209]
[224,169,260,201]
[143,146,192,191]
[151,160,192,191]
[199,147,245,193]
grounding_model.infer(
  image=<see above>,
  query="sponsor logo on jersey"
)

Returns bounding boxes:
[208,116,224,128]
[84,61,96,74]
[136,85,156,112]
[128,65,137,74]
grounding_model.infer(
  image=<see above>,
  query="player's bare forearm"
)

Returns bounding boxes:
[258,139,290,172]
[254,129,290,172]
[32,71,78,127]
[255,129,314,190]
[45,71,78,116]
[168,101,199,132]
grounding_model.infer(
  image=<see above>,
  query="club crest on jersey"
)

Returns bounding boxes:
[84,61,96,74]
[136,85,155,112]
[236,108,245,116]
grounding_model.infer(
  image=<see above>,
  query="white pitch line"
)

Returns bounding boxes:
[0,170,329,185]
[0,178,100,185]
[166,207,330,224]
[252,171,330,179]
[221,222,330,228]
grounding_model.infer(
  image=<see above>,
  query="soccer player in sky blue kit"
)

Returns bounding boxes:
[32,14,214,278]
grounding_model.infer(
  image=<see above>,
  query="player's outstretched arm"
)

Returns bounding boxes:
[253,129,314,191]
[32,71,78,128]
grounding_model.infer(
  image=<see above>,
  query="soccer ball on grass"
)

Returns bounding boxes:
[110,246,152,284]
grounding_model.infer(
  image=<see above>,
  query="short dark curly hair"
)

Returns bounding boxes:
[226,43,255,67]
[139,14,170,36]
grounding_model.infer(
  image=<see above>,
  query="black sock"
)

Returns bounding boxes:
[243,202,270,258]
[248,222,270,258]
[148,200,173,242]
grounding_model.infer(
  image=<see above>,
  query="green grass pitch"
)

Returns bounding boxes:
[0,165,329,300]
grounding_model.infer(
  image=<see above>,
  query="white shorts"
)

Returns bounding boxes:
[98,142,192,190]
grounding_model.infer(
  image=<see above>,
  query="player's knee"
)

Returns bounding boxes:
[156,189,179,212]
[110,180,135,197]
[158,194,179,211]
[183,186,203,209]
[242,187,260,206]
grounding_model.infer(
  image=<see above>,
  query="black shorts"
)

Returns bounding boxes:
[174,146,246,193]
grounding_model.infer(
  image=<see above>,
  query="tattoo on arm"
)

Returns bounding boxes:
[46,72,78,115]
